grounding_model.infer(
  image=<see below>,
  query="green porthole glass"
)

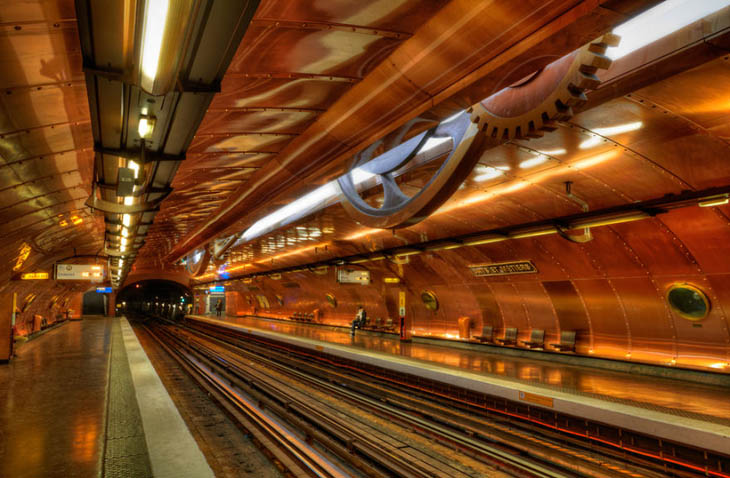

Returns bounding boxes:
[325,293,337,308]
[666,283,709,321]
[421,290,439,311]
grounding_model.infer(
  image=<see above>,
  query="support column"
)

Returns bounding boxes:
[0,292,16,361]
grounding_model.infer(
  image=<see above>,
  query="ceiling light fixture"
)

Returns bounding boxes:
[140,0,170,91]
[698,194,729,207]
[138,115,156,139]
[607,0,730,60]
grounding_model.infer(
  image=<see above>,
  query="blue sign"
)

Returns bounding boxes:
[96,287,112,293]
[209,286,225,293]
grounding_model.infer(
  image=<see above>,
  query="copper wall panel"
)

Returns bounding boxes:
[253,0,450,33]
[610,277,675,362]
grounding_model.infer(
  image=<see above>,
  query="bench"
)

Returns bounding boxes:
[495,327,518,346]
[521,329,545,349]
[474,325,494,343]
[550,330,576,352]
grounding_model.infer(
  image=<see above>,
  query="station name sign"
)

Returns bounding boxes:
[21,272,49,280]
[55,263,105,281]
[96,287,112,293]
[468,260,537,277]
[209,286,225,293]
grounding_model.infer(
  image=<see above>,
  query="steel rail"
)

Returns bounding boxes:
[182,318,717,478]
[142,323,348,478]
[162,321,593,477]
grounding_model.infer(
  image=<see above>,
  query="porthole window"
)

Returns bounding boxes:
[667,283,710,321]
[421,290,439,311]
[325,293,337,308]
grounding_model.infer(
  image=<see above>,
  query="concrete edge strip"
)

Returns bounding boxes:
[120,317,214,478]
[189,316,730,455]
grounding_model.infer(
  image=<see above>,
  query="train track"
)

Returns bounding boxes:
[136,317,686,478]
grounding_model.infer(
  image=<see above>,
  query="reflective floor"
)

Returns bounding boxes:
[200,314,730,424]
[0,318,111,478]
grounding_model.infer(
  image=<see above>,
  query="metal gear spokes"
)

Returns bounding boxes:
[337,33,618,229]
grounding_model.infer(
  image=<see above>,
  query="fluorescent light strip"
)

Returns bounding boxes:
[140,0,170,87]
[607,0,730,60]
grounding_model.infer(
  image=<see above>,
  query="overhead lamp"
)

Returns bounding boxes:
[121,228,129,237]
[698,194,729,207]
[124,196,134,206]
[122,214,131,227]
[140,0,170,91]
[138,116,156,139]
[607,0,730,60]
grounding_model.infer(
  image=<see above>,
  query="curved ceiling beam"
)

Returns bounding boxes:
[167,0,660,263]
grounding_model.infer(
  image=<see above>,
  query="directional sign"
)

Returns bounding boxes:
[96,287,112,293]
[398,291,406,317]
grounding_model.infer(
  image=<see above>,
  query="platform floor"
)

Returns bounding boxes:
[195,314,730,425]
[0,317,213,478]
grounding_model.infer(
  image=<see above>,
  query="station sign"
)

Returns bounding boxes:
[96,287,112,293]
[20,272,49,280]
[468,260,537,277]
[55,263,105,281]
[337,268,370,285]
[398,291,406,317]
[209,285,225,294]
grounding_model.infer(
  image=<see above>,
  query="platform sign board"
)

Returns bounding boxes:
[209,285,225,294]
[398,291,406,317]
[55,264,105,281]
[337,268,370,285]
[96,287,112,293]
[468,260,537,277]
[20,272,49,280]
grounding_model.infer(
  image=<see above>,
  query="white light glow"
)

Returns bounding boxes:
[122,214,131,227]
[128,160,140,179]
[121,228,129,237]
[519,154,549,169]
[138,116,155,139]
[607,0,730,60]
[579,121,643,149]
[538,148,566,156]
[140,0,170,88]
[473,166,504,182]
[123,196,134,206]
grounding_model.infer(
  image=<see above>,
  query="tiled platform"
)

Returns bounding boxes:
[0,317,213,478]
[190,314,730,455]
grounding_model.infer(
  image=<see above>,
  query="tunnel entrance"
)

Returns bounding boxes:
[116,280,192,320]
[82,290,107,316]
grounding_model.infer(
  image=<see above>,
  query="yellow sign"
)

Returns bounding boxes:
[469,260,537,277]
[398,291,406,309]
[13,243,32,271]
[518,391,554,408]
[384,277,400,284]
[21,272,49,280]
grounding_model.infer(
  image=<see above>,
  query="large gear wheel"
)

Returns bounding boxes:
[471,33,619,141]
[337,33,619,230]
[185,247,210,277]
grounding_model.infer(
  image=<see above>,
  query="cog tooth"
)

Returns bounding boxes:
[576,70,601,89]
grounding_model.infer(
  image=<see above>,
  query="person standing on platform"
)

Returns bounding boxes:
[352,305,366,336]
[215,299,223,317]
